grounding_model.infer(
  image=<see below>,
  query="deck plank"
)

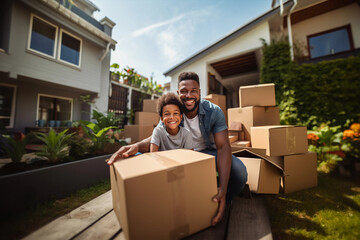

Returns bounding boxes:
[227,195,273,240]
[73,210,121,240]
[23,190,113,240]
[184,204,231,240]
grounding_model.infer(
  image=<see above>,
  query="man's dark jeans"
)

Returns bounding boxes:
[200,149,248,203]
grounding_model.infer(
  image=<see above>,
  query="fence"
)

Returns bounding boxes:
[108,82,159,127]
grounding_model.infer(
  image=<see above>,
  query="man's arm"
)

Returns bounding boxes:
[107,136,151,165]
[211,129,232,226]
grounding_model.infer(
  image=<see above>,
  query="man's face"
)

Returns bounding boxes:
[177,80,201,113]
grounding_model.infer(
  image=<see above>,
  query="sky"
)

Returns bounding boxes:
[92,0,272,85]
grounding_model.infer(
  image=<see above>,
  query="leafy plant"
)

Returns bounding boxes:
[79,121,116,154]
[307,124,343,172]
[67,135,91,159]
[35,129,74,163]
[0,133,29,163]
[341,122,360,164]
[92,109,122,129]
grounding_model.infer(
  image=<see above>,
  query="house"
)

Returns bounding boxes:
[164,0,360,108]
[0,0,117,132]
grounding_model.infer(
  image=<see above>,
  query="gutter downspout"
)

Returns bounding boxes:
[280,0,297,60]
[100,42,111,61]
[287,0,297,60]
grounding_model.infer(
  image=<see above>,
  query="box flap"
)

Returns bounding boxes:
[233,149,284,172]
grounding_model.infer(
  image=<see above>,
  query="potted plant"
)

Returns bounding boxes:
[110,63,120,82]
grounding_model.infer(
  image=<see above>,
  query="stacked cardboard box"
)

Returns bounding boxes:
[205,94,227,123]
[123,99,159,143]
[110,149,218,239]
[227,83,279,143]
[228,83,317,194]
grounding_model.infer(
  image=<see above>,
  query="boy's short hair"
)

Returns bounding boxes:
[157,92,184,117]
[178,72,199,85]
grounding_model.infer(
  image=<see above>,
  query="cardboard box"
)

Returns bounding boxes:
[110,149,218,240]
[124,125,154,143]
[229,135,238,143]
[205,94,227,122]
[135,112,160,126]
[227,106,280,141]
[233,149,283,194]
[239,83,276,107]
[251,125,308,156]
[229,121,242,131]
[231,141,251,149]
[282,152,318,193]
[143,99,158,113]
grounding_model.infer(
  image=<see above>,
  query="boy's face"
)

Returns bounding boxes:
[161,104,182,131]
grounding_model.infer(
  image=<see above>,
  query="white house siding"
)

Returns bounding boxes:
[169,21,271,97]
[290,3,360,57]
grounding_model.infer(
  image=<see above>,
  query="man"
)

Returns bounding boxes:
[108,72,247,226]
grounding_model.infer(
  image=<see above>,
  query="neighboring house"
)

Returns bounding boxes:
[164,0,360,108]
[0,0,117,132]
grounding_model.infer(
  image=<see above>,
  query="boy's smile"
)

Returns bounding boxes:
[161,104,182,136]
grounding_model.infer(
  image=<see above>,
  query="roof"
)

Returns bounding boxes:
[163,0,294,77]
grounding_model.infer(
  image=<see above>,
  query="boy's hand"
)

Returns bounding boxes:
[211,188,226,226]
[107,144,138,165]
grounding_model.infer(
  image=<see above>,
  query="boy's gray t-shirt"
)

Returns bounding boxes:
[150,125,194,151]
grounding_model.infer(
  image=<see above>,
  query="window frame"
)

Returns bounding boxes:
[58,29,82,68]
[0,83,17,129]
[36,93,73,121]
[307,24,354,59]
[27,14,58,59]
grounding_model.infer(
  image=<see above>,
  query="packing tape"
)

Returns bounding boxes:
[286,128,296,153]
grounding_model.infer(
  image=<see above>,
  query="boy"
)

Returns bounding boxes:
[150,92,194,152]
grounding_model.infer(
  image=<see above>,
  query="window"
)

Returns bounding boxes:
[59,30,82,67]
[308,25,353,59]
[0,84,16,128]
[37,94,73,122]
[28,15,58,58]
[27,14,82,67]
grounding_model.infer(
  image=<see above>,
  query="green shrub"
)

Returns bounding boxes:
[260,38,360,129]
[260,38,291,104]
[281,56,360,128]
[35,129,74,163]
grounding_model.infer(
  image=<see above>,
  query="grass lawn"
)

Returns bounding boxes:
[265,172,360,240]
[0,179,111,240]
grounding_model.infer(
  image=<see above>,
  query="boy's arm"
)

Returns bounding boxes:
[107,136,151,165]
[150,143,159,152]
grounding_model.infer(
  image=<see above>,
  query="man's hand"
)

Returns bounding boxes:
[211,188,226,226]
[107,144,138,165]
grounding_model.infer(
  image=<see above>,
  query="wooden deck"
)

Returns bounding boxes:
[23,190,273,240]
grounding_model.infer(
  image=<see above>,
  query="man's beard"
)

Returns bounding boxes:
[182,98,200,113]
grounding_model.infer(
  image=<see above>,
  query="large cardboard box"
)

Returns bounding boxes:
[233,149,283,194]
[239,83,276,107]
[205,94,227,122]
[227,106,280,141]
[110,149,218,240]
[251,125,308,156]
[124,125,154,143]
[143,99,158,113]
[135,112,160,126]
[282,152,318,193]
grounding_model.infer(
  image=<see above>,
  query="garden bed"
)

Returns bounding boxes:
[0,154,112,216]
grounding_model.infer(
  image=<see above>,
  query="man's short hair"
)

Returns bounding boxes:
[157,92,184,117]
[178,72,199,85]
